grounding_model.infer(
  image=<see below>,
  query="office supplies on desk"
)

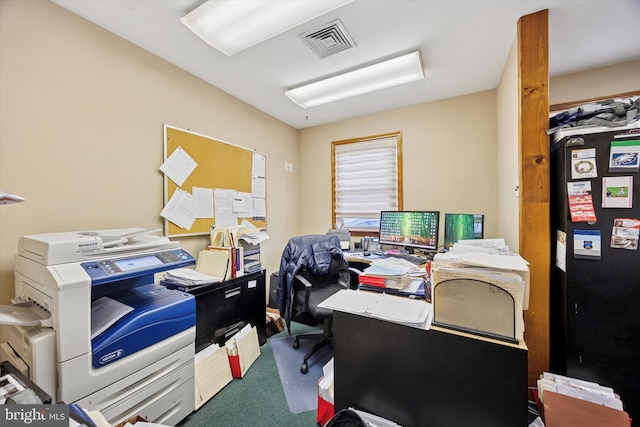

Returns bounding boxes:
[358,279,426,299]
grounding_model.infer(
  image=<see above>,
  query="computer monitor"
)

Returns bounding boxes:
[443,213,484,250]
[378,211,440,252]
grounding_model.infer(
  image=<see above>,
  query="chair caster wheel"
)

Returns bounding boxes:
[301,363,308,374]
[293,339,300,349]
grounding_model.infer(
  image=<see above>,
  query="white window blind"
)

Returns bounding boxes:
[333,135,399,228]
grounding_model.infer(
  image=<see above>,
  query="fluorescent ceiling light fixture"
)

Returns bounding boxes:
[181,0,354,56]
[285,51,425,108]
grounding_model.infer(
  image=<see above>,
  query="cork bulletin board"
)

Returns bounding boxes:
[162,125,267,237]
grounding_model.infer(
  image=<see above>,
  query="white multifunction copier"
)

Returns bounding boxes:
[0,228,197,425]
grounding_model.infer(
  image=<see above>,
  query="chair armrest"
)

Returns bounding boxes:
[294,274,313,311]
[341,267,364,290]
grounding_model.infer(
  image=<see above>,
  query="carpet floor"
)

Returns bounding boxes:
[178,322,325,427]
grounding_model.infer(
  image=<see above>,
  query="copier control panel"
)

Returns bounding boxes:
[81,249,195,285]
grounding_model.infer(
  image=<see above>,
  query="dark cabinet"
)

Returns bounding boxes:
[550,126,640,421]
[163,270,266,352]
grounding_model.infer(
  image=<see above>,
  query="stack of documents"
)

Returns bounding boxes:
[431,248,530,343]
[537,372,630,427]
[163,268,221,287]
[359,257,425,290]
[446,238,513,256]
[318,289,432,328]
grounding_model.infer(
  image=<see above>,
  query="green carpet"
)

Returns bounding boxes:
[178,322,323,427]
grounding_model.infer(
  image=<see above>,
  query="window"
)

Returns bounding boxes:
[332,132,403,232]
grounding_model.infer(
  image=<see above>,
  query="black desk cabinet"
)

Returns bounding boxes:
[164,270,266,352]
[333,311,528,427]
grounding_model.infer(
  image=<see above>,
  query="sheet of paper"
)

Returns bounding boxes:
[252,197,266,219]
[193,187,214,218]
[91,296,134,339]
[159,146,197,187]
[215,211,238,228]
[160,188,196,230]
[214,188,234,211]
[252,152,266,198]
[233,191,253,218]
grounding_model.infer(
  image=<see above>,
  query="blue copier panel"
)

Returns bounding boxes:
[83,249,196,368]
[81,249,195,286]
[91,283,195,368]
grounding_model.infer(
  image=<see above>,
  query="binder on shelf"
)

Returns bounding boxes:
[225,324,260,378]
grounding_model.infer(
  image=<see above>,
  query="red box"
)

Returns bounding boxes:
[317,396,334,426]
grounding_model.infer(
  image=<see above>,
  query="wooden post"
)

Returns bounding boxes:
[518,9,550,387]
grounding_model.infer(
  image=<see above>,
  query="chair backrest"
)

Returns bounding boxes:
[296,253,350,290]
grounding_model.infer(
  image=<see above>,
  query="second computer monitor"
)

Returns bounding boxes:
[443,213,484,250]
[379,211,440,252]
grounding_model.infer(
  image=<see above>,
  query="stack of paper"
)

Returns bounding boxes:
[538,372,624,411]
[430,248,530,343]
[359,257,424,290]
[164,268,220,286]
[537,372,630,427]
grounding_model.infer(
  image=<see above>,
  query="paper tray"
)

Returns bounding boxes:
[0,302,51,327]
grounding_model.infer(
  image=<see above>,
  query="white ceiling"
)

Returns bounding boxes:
[52,0,640,130]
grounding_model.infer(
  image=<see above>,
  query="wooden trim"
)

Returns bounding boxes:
[550,90,640,112]
[518,9,550,388]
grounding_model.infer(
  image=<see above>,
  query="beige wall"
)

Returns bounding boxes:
[298,90,499,249]
[0,0,299,304]
[550,59,640,106]
[496,39,520,250]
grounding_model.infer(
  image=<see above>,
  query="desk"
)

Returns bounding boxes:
[333,311,528,427]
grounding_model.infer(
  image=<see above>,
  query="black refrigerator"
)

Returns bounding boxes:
[550,124,640,421]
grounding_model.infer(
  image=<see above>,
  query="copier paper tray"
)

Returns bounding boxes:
[91,284,195,368]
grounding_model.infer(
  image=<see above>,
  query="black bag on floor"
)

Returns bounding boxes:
[324,409,367,427]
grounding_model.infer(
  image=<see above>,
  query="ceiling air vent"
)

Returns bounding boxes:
[300,19,355,58]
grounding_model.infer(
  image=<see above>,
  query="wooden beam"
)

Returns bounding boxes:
[518,9,550,387]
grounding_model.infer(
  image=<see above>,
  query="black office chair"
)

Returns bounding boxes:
[277,235,359,374]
